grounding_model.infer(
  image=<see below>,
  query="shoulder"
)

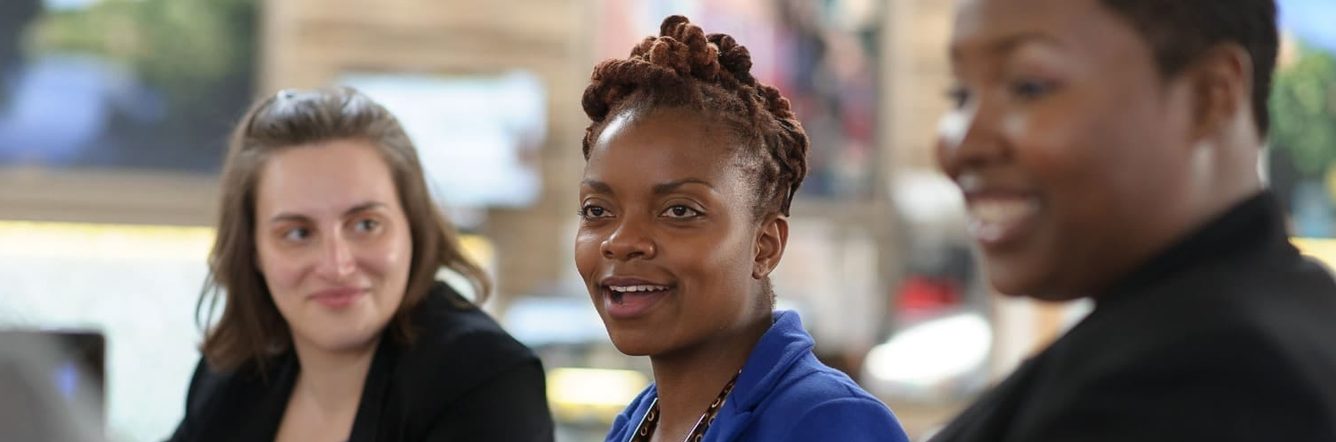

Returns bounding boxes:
[747,355,906,441]
[412,282,521,345]
[391,281,541,398]
[1059,244,1336,379]
[767,353,884,410]
[767,397,908,442]
[1049,280,1336,401]
[1013,296,1336,439]
[747,383,906,442]
[171,355,292,441]
[1010,334,1336,440]
[178,357,228,423]
[178,355,282,415]
[1158,239,1336,332]
[965,239,1336,440]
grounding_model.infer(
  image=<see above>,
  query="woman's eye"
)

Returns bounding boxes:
[354,218,380,233]
[661,205,700,219]
[947,85,971,109]
[283,227,310,241]
[580,204,610,219]
[1010,79,1057,100]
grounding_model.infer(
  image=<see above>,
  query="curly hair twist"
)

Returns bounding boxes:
[582,15,810,218]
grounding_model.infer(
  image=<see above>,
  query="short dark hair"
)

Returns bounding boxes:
[581,15,810,218]
[1097,0,1279,136]
[198,87,491,373]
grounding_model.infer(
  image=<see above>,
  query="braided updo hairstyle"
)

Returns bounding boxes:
[582,15,810,219]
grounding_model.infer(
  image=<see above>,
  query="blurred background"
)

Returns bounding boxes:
[0,0,1333,440]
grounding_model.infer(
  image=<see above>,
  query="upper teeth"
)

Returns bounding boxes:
[609,284,668,293]
[969,199,1038,224]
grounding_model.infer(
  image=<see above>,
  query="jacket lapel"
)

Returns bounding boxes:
[930,357,1043,442]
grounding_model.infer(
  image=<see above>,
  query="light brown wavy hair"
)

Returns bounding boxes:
[197,86,490,374]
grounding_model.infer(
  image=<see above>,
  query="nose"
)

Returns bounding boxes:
[936,94,1007,176]
[315,230,356,281]
[601,217,656,261]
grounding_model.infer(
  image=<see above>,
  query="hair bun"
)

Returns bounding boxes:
[581,15,810,217]
[708,34,755,85]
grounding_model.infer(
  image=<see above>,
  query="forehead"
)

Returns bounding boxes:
[585,108,744,186]
[951,0,1138,61]
[256,140,399,214]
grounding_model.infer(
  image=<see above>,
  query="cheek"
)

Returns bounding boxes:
[375,229,414,281]
[1025,92,1171,208]
[573,229,604,278]
[256,241,307,293]
[681,230,756,296]
[1006,94,1123,191]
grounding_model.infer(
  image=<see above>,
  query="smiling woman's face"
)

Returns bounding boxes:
[254,139,413,355]
[575,107,772,357]
[938,0,1201,300]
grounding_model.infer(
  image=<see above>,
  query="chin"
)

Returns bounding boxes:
[310,327,384,353]
[605,328,660,357]
[987,273,1089,302]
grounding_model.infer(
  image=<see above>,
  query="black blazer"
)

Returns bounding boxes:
[932,193,1336,441]
[170,282,554,441]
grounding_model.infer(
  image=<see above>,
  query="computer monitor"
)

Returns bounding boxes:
[0,330,105,441]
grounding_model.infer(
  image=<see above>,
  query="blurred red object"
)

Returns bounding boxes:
[894,276,962,320]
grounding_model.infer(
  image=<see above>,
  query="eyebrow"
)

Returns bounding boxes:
[579,178,715,196]
[269,202,387,223]
[952,32,1062,61]
[581,180,614,195]
[991,32,1061,53]
[652,178,714,196]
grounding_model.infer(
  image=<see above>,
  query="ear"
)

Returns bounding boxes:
[1186,43,1254,141]
[753,215,789,279]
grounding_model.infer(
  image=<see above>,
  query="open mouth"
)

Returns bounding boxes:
[606,283,671,302]
[965,196,1040,246]
[601,283,673,319]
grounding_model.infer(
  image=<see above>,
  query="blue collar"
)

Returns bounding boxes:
[707,310,813,441]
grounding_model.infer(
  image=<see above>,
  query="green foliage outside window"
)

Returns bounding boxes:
[1271,46,1336,178]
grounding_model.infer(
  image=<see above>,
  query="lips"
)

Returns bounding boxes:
[308,287,366,309]
[965,195,1040,246]
[599,277,673,320]
[956,173,1041,247]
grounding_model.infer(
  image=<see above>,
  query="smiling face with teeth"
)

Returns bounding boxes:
[575,107,787,357]
[936,0,1260,299]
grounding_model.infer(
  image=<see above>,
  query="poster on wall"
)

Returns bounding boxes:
[597,0,882,200]
[341,71,547,210]
[0,0,255,174]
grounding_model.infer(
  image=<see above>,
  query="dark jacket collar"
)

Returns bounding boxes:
[226,282,468,440]
[1097,191,1290,310]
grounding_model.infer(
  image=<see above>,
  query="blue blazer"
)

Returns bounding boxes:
[605,310,909,442]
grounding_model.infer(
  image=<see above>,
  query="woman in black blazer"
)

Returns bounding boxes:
[170,87,553,441]
[930,0,1336,440]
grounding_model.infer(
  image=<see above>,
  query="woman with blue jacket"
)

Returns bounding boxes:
[574,15,909,442]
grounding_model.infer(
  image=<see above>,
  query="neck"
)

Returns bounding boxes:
[1092,135,1262,299]
[648,312,771,440]
[1181,135,1263,237]
[290,336,380,415]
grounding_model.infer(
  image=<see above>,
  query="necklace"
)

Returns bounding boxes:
[628,371,740,442]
